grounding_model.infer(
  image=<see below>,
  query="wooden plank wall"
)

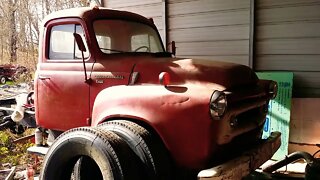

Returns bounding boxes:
[255,0,320,97]
[167,0,251,65]
[289,98,320,157]
[102,0,165,43]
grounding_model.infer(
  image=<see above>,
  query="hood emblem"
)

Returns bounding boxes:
[94,74,124,80]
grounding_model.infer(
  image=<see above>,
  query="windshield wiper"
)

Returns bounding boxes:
[100,47,127,53]
[99,47,171,57]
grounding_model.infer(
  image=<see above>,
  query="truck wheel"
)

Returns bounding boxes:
[40,127,143,180]
[98,120,173,180]
[0,76,6,84]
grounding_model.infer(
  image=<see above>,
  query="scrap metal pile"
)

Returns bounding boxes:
[0,83,35,134]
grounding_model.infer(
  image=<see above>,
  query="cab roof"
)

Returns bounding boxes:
[42,7,155,27]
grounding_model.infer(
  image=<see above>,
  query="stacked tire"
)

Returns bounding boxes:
[40,121,173,180]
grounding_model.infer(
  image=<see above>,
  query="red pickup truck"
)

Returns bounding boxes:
[28,7,280,180]
[0,64,28,84]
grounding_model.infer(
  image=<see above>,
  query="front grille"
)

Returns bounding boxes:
[234,105,267,128]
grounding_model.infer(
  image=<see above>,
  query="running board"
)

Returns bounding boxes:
[27,146,49,156]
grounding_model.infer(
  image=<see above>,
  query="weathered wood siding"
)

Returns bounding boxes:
[167,0,251,65]
[256,0,320,97]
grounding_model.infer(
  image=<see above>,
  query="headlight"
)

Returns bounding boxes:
[210,91,227,120]
[269,81,278,99]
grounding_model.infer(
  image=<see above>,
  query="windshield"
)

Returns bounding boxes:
[93,20,164,54]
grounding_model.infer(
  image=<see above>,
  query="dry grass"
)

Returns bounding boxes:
[0,129,34,170]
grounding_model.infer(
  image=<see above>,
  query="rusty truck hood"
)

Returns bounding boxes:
[133,57,258,90]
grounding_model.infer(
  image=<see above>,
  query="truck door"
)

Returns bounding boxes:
[36,21,91,131]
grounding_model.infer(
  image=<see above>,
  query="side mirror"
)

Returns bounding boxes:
[73,33,86,52]
[167,41,176,56]
[73,33,91,84]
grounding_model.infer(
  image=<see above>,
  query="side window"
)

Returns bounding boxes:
[131,34,159,52]
[49,24,89,59]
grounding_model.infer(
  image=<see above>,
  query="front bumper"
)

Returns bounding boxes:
[198,132,281,180]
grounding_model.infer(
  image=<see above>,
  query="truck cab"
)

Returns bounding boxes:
[36,7,169,130]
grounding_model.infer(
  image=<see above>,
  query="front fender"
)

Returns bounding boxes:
[91,84,215,169]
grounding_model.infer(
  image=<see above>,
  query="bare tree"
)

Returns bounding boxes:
[0,0,88,69]
[8,0,17,63]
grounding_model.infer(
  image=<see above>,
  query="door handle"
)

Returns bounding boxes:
[38,75,50,80]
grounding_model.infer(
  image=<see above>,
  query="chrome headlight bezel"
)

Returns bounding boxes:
[210,91,227,120]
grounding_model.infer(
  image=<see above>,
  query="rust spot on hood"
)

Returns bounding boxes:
[160,95,190,106]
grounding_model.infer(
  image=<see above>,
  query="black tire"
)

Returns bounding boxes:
[0,76,6,84]
[40,127,143,180]
[98,120,173,180]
